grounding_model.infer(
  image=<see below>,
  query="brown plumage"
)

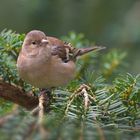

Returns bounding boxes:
[17,30,105,88]
[48,36,105,62]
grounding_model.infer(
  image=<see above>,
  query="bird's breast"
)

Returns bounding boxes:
[17,54,76,88]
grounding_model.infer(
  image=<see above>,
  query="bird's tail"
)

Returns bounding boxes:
[72,46,106,59]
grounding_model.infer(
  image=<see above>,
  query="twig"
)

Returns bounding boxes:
[65,92,78,115]
[38,90,52,140]
[81,88,90,111]
[77,84,91,111]
[0,80,38,110]
[30,106,39,116]
[38,92,47,124]
[96,123,105,140]
[65,84,91,116]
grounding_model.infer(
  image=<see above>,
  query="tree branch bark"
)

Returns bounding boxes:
[0,80,39,110]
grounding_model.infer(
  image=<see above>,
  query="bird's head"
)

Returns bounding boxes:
[23,30,49,49]
[21,30,52,58]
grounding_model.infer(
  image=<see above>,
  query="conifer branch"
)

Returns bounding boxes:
[0,80,39,110]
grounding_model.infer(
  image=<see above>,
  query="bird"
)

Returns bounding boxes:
[17,30,105,88]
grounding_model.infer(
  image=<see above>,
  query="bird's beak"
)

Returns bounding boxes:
[41,39,49,44]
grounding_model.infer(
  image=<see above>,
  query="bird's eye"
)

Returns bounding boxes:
[32,41,36,45]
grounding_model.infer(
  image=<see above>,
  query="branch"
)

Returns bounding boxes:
[0,80,39,110]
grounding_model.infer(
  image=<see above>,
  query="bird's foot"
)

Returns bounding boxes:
[40,88,52,95]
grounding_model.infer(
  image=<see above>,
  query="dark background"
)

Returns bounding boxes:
[0,0,140,73]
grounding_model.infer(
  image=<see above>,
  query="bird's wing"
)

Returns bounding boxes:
[47,36,72,62]
[47,36,106,62]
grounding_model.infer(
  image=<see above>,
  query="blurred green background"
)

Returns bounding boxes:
[0,0,139,73]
